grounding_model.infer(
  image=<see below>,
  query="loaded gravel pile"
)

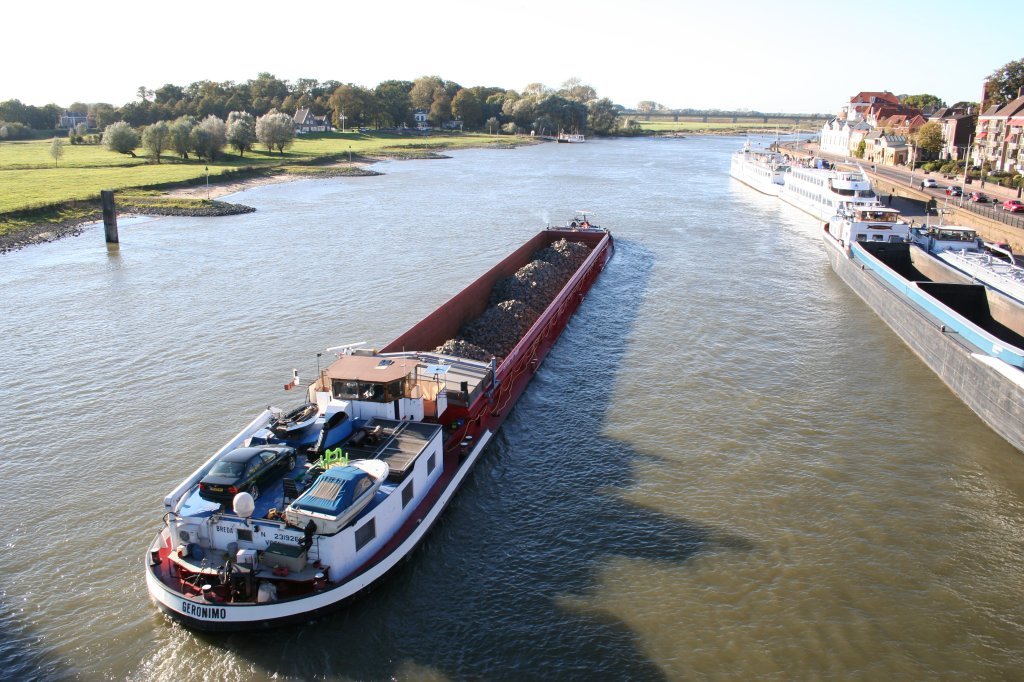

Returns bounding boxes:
[434,238,592,361]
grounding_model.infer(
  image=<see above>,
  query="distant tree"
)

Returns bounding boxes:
[89,103,119,129]
[74,122,88,137]
[586,98,619,135]
[913,121,944,155]
[854,140,866,158]
[103,121,139,157]
[374,80,412,127]
[136,85,154,102]
[533,114,556,136]
[141,120,171,163]
[984,57,1024,108]
[522,83,551,97]
[255,109,294,154]
[0,99,28,125]
[410,76,445,110]
[559,78,596,103]
[429,87,452,126]
[191,115,226,160]
[48,137,64,166]
[226,111,256,156]
[451,89,482,127]
[501,121,518,135]
[154,83,185,105]
[901,94,945,111]
[485,116,500,134]
[329,84,376,129]
[249,72,290,103]
[169,117,194,159]
[634,100,667,112]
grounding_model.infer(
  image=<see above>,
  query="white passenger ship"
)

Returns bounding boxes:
[729,142,789,196]
[779,161,877,221]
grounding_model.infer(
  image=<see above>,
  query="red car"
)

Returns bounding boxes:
[1003,199,1024,213]
[969,191,988,203]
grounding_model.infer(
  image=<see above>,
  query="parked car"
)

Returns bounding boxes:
[920,178,939,189]
[946,185,963,196]
[969,191,989,203]
[198,445,297,503]
[1003,199,1024,213]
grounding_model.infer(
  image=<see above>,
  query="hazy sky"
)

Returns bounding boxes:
[4,0,1019,113]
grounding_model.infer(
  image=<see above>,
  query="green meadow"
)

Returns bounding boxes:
[0,131,520,217]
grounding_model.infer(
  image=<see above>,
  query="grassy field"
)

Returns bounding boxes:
[0,131,520,215]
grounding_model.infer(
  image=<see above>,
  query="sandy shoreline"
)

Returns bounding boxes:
[166,172,295,200]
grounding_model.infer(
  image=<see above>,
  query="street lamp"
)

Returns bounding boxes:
[908,145,916,186]
[958,135,973,208]
[205,165,209,200]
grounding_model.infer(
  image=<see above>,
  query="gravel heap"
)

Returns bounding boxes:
[434,238,591,362]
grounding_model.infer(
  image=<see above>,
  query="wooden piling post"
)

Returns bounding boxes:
[101,190,118,244]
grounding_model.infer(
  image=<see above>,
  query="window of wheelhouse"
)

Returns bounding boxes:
[331,377,406,402]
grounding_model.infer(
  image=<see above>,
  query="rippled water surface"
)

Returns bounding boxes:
[2,138,1024,680]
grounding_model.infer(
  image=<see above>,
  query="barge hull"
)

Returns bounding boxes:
[824,234,1024,453]
[147,228,613,631]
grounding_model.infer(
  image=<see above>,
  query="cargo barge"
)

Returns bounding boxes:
[145,223,613,631]
[823,211,1024,453]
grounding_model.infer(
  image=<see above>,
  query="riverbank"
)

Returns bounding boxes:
[0,152,450,254]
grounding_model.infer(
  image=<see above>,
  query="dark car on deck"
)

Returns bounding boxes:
[946,185,962,196]
[969,191,989,203]
[198,445,297,503]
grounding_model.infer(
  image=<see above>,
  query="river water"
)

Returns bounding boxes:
[2,137,1023,680]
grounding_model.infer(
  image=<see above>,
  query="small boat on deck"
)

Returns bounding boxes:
[145,224,613,631]
[284,460,389,535]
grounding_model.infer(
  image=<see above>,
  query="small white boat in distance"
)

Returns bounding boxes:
[285,460,389,535]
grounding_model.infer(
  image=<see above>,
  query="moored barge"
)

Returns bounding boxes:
[823,211,1024,453]
[145,223,613,630]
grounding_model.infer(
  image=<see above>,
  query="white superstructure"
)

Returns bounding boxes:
[729,143,789,196]
[779,161,877,221]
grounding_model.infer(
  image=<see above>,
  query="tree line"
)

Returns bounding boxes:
[0,73,626,142]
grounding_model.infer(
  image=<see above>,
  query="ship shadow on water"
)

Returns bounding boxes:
[199,239,742,680]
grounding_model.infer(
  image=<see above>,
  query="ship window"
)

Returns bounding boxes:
[237,528,253,542]
[355,519,376,551]
[382,378,406,402]
[427,453,436,475]
[402,481,414,508]
[332,379,389,402]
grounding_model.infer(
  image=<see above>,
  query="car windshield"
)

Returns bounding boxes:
[209,461,244,476]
